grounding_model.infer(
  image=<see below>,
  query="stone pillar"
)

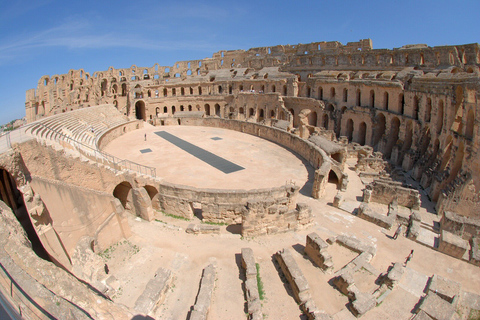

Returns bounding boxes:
[312,169,326,199]
[132,187,154,221]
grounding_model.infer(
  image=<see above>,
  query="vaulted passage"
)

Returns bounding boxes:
[0,168,49,260]
[135,100,146,120]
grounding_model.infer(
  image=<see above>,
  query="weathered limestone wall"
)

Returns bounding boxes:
[241,195,314,237]
[28,176,131,269]
[0,201,133,319]
[363,179,421,209]
[440,211,480,241]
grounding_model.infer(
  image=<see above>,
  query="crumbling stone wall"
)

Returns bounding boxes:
[363,179,421,209]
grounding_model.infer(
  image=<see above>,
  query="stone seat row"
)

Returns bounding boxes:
[28,105,128,148]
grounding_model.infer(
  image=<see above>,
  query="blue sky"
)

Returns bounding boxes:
[0,0,478,125]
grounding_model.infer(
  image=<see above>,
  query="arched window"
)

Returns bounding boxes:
[356,89,361,106]
[399,94,405,114]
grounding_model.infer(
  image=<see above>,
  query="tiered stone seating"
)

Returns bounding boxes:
[27,105,129,149]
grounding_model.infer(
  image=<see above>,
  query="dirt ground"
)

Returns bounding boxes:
[100,128,480,320]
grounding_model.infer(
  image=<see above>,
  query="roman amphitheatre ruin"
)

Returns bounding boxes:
[0,38,479,319]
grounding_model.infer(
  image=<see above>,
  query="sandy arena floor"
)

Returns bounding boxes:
[103,125,309,190]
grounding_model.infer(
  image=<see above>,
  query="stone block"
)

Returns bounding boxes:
[351,293,377,317]
[186,224,220,234]
[418,292,456,320]
[134,267,172,315]
[190,264,216,320]
[384,263,405,288]
[427,274,461,303]
[438,230,469,259]
[275,248,310,304]
[357,203,395,230]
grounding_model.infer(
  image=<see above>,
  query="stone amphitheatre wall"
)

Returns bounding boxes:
[24,39,480,220]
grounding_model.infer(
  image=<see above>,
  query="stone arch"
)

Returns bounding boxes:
[327,167,342,189]
[346,118,354,142]
[373,113,386,147]
[437,100,444,134]
[403,121,413,151]
[322,113,329,129]
[144,185,159,210]
[308,111,317,126]
[386,117,400,158]
[358,121,367,146]
[135,100,146,120]
[425,98,432,122]
[413,96,420,120]
[318,86,323,100]
[113,181,133,209]
[384,92,389,110]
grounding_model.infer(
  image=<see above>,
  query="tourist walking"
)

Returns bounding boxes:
[404,250,414,266]
[393,224,404,240]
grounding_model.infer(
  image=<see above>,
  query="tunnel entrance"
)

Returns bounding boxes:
[0,168,50,260]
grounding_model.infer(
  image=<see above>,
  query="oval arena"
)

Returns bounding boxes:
[0,39,479,319]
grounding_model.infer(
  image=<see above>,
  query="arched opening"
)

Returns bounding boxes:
[156,107,160,116]
[399,94,405,114]
[370,90,375,108]
[188,105,192,111]
[322,114,329,129]
[384,92,389,110]
[205,104,211,116]
[330,87,336,99]
[358,122,367,145]
[0,168,50,260]
[318,87,323,100]
[144,185,159,210]
[425,98,432,122]
[135,100,146,120]
[307,86,311,97]
[283,85,287,95]
[270,110,275,118]
[343,88,348,102]
[356,89,361,106]
[172,106,176,115]
[121,83,127,96]
[413,96,420,120]
[258,109,265,121]
[308,111,317,126]
[272,85,276,93]
[403,121,413,152]
[464,109,474,139]
[215,104,221,117]
[386,117,400,158]
[437,100,444,134]
[328,170,339,187]
[113,181,133,209]
[248,108,254,117]
[346,119,354,142]
[373,113,386,147]
[163,106,168,114]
